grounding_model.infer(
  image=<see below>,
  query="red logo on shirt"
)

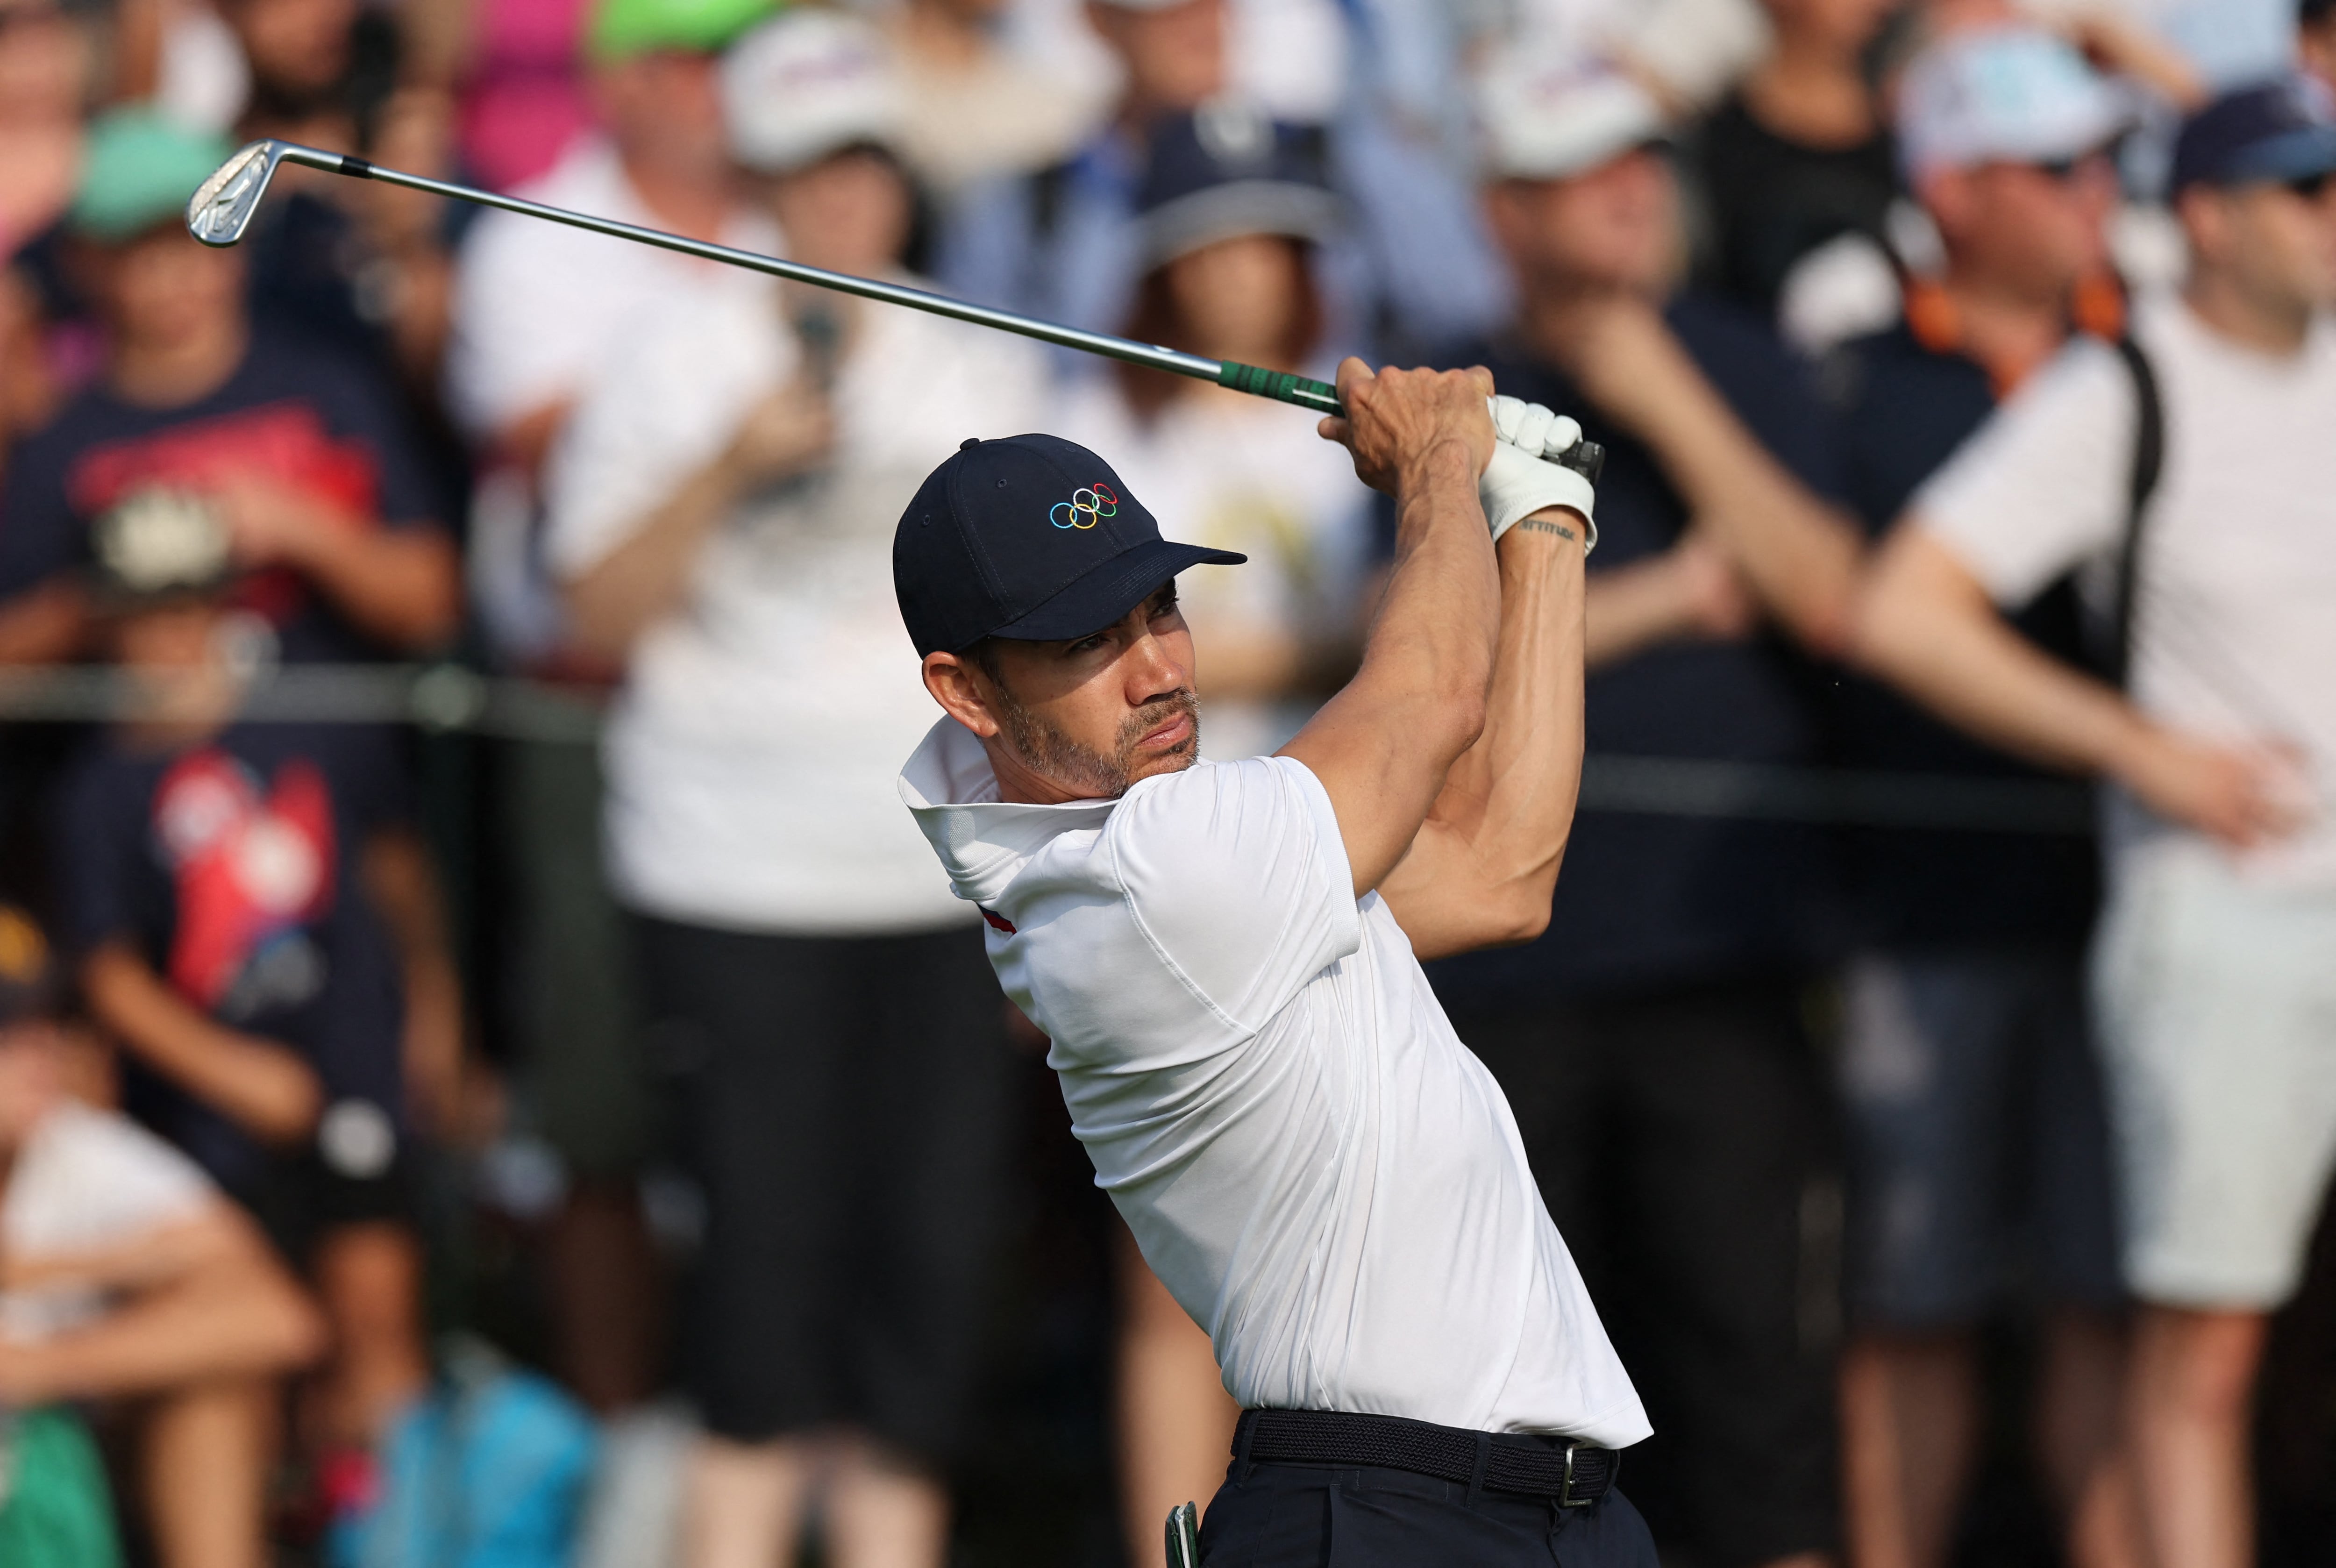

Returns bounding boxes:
[151,750,338,1011]
[69,402,385,631]
[980,907,1016,935]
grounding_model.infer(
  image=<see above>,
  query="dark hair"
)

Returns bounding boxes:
[1114,235,1323,421]
[2305,0,2335,27]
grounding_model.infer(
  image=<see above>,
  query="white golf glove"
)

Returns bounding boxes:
[1481,395,1597,551]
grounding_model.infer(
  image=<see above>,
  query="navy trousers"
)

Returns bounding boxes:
[1197,1458,1660,1567]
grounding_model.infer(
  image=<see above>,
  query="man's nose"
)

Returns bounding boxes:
[1125,627,1189,704]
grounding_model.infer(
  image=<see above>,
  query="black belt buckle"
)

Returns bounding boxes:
[1558,1443,1599,1509]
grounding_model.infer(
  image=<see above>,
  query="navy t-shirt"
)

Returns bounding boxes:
[1430,295,1847,1009]
[0,329,442,664]
[1826,322,2098,949]
[52,722,409,1197]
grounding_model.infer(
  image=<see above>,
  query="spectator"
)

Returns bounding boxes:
[1825,28,2137,1568]
[541,14,1046,1565]
[1055,108,1367,763]
[2305,0,2336,101]
[49,502,456,1502]
[0,0,93,262]
[442,0,776,1416]
[882,0,1113,195]
[936,0,1230,345]
[1854,78,2336,1568]
[0,111,460,670]
[1043,106,1366,1559]
[1430,53,1865,1568]
[1695,0,1902,322]
[0,903,326,1568]
[214,0,470,529]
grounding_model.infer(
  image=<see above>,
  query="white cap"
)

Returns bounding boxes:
[1896,26,2128,179]
[1475,52,1665,182]
[720,9,905,174]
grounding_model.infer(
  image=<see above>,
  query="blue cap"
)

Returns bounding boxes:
[893,435,1245,658]
[2171,77,2336,191]
[1133,103,1340,270]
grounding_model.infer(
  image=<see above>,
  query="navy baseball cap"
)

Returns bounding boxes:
[1133,104,1340,270]
[893,434,1245,658]
[2171,77,2336,191]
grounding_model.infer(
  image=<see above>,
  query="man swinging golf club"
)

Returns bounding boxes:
[897,360,1657,1568]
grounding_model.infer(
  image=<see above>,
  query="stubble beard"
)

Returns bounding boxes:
[993,686,1202,800]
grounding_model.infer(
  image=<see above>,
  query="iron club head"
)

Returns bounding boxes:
[186,140,288,247]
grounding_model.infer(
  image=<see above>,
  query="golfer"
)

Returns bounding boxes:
[897,360,1656,1566]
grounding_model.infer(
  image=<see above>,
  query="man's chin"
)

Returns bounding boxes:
[1127,748,1199,784]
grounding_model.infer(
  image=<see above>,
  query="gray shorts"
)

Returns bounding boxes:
[1837,948,2125,1329]
[2094,845,2336,1309]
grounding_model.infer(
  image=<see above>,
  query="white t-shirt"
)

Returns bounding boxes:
[1915,293,2336,888]
[444,137,783,441]
[544,279,1050,933]
[0,1102,215,1343]
[1051,378,1373,762]
[899,719,1650,1444]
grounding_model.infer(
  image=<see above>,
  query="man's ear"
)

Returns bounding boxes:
[2176,184,2229,268]
[922,651,1002,738]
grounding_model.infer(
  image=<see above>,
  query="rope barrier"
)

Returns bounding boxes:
[0,663,2096,834]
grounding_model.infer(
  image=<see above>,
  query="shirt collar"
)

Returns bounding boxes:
[897,718,1119,906]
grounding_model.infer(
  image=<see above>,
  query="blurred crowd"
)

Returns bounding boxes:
[0,0,2333,1564]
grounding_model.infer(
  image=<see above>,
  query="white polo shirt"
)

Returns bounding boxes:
[900,718,1649,1444]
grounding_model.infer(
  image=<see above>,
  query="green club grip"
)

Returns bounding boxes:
[1218,361,1343,416]
[1216,359,1606,482]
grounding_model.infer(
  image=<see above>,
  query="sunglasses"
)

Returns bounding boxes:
[2026,150,2111,183]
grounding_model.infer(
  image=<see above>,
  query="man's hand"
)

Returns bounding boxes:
[1544,295,1702,439]
[724,378,836,487]
[2111,726,2312,848]
[211,471,347,569]
[1319,358,1496,496]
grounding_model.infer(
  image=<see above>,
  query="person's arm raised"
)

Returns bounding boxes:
[1277,359,1502,898]
[1376,504,1588,958]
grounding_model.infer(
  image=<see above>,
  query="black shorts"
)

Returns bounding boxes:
[245,1147,413,1264]
[1200,1453,1658,1567]
[1447,979,1840,1567]
[635,916,1011,1464]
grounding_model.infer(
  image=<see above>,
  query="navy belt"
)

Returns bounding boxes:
[1237,1408,1620,1508]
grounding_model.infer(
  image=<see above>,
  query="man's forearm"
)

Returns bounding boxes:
[1326,441,1500,748]
[3,1251,323,1403]
[1379,510,1585,956]
[563,448,753,658]
[1629,362,1862,654]
[1854,527,2145,777]
[290,521,463,651]
[84,944,324,1145]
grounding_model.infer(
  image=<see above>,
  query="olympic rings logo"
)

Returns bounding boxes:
[1050,483,1119,530]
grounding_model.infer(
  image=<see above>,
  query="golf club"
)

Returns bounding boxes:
[186,139,1604,480]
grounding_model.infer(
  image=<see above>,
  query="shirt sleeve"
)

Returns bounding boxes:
[541,290,791,580]
[1911,338,2134,607]
[0,426,86,599]
[1104,756,1363,1032]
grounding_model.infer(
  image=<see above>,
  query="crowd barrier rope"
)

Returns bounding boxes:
[0,662,2096,834]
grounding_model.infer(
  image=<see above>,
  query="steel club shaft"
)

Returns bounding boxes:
[186,139,1603,478]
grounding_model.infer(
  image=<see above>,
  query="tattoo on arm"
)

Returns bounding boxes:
[1516,516,1579,542]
